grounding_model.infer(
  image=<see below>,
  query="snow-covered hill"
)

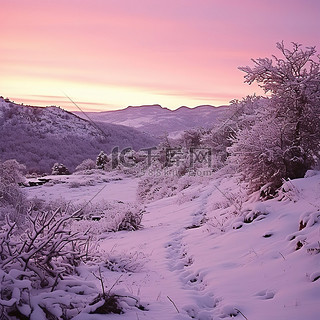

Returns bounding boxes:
[75,104,229,137]
[25,170,320,320]
[0,97,157,173]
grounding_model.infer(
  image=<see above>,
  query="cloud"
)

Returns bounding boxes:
[1,0,319,110]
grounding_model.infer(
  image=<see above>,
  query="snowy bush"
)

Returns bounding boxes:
[0,195,147,319]
[72,201,144,235]
[137,169,201,202]
[0,159,26,207]
[277,179,301,202]
[0,207,91,318]
[136,142,216,201]
[69,181,82,188]
[0,159,27,223]
[104,250,149,273]
[0,208,88,284]
[51,162,70,175]
[75,158,96,172]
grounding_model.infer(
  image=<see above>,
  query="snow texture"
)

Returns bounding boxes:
[18,170,320,319]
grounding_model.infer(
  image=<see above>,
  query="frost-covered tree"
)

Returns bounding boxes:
[96,151,109,170]
[51,163,70,175]
[228,95,269,131]
[231,42,320,191]
[228,116,284,191]
[179,128,204,148]
[0,159,26,214]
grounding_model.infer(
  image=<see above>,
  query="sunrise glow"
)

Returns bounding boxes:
[1,0,320,111]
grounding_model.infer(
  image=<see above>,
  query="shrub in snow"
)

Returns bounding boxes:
[75,158,96,172]
[88,293,123,315]
[277,179,301,202]
[51,162,70,175]
[0,192,145,318]
[0,159,27,222]
[0,207,90,318]
[137,170,200,202]
[0,159,26,206]
[69,181,82,188]
[135,129,233,201]
[117,208,143,231]
[104,251,149,273]
[86,287,145,316]
[0,208,87,284]
[231,42,320,191]
[72,201,144,235]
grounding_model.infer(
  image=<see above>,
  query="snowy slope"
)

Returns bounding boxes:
[75,104,229,137]
[25,170,320,319]
[0,97,157,173]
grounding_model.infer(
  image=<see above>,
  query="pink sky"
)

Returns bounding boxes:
[1,0,320,111]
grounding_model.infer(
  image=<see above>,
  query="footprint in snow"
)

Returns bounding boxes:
[181,271,207,291]
[255,289,275,300]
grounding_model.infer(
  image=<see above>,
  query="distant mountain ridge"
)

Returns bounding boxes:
[75,104,229,137]
[0,97,157,173]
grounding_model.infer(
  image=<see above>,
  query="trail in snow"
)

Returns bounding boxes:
[98,183,221,319]
[164,189,218,320]
[25,172,320,320]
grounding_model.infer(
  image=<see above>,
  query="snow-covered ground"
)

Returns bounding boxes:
[26,171,139,204]
[25,171,320,319]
